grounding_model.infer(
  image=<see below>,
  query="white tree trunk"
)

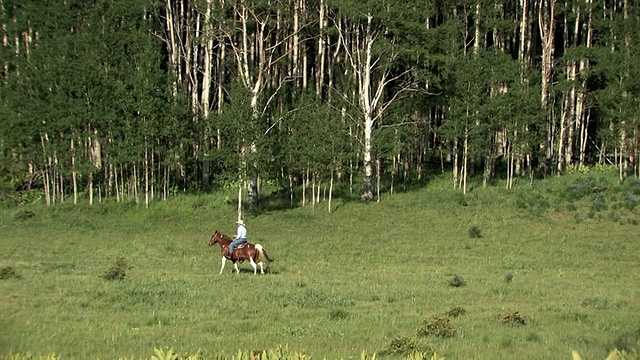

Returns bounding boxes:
[539,0,556,166]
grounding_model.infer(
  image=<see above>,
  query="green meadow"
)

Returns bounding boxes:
[1,169,639,360]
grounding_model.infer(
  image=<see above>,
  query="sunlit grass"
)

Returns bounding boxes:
[0,169,639,359]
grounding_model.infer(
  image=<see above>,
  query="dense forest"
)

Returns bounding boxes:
[1,0,638,212]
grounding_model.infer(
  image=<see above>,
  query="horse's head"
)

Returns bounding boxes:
[209,231,222,246]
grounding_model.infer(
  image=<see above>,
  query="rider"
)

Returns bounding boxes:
[228,219,247,258]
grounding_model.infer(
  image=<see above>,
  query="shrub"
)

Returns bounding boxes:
[101,257,130,281]
[504,272,514,283]
[589,192,608,213]
[329,309,349,321]
[0,266,21,280]
[611,330,640,355]
[449,274,466,287]
[445,306,466,318]
[515,191,550,216]
[467,226,482,239]
[620,192,638,211]
[381,336,419,355]
[498,311,526,325]
[417,315,456,338]
[563,176,600,201]
[14,209,36,221]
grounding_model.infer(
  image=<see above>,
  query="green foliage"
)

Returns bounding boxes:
[562,176,609,202]
[497,311,527,326]
[467,226,482,239]
[417,315,456,338]
[0,266,21,280]
[101,257,130,281]
[329,309,350,321]
[572,348,637,360]
[448,275,466,288]
[619,193,638,211]
[512,168,640,224]
[445,306,466,318]
[504,272,514,283]
[515,191,551,217]
[611,330,640,356]
[0,176,639,359]
[151,348,206,360]
[13,209,36,221]
[381,336,420,356]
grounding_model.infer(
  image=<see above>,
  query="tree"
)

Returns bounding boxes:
[331,2,420,201]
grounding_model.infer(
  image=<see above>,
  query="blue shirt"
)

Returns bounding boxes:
[236,225,247,241]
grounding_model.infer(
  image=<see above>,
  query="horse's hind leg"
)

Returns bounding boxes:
[233,262,240,274]
[249,258,258,275]
[257,261,264,274]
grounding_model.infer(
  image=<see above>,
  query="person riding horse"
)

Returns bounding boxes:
[209,229,271,275]
[228,219,247,258]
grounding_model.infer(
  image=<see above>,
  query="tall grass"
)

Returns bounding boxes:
[0,169,639,359]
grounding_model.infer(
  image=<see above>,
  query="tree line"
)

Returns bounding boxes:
[1,0,638,213]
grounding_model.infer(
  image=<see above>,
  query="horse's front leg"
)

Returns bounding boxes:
[233,261,240,274]
[219,257,226,275]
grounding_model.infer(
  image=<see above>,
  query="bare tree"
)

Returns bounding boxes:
[223,2,300,211]
[539,0,556,172]
[334,12,413,201]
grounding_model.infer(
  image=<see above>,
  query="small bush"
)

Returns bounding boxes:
[563,176,599,201]
[504,272,514,283]
[455,193,468,207]
[14,209,35,221]
[627,180,640,195]
[329,309,349,321]
[467,226,482,239]
[0,266,21,280]
[609,211,621,223]
[382,335,419,355]
[418,315,456,338]
[589,192,608,212]
[515,192,550,216]
[620,193,638,211]
[445,306,466,318]
[449,274,466,287]
[611,330,640,354]
[101,257,130,281]
[498,311,526,325]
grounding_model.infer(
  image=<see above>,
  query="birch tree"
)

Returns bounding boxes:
[222,2,301,211]
[334,9,414,201]
[538,0,556,173]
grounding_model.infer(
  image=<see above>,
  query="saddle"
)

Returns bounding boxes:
[228,242,249,255]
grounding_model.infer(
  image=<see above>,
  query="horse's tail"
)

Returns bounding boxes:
[255,244,272,263]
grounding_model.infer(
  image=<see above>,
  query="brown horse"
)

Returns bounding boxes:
[209,230,271,275]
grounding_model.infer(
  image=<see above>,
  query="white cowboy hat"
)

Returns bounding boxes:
[236,219,244,225]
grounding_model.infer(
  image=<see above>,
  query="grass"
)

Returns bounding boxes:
[0,169,639,359]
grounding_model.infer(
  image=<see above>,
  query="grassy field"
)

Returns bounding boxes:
[0,169,639,359]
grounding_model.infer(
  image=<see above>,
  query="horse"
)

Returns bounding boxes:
[208,230,271,275]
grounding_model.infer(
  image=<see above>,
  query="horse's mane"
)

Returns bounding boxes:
[214,230,233,242]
